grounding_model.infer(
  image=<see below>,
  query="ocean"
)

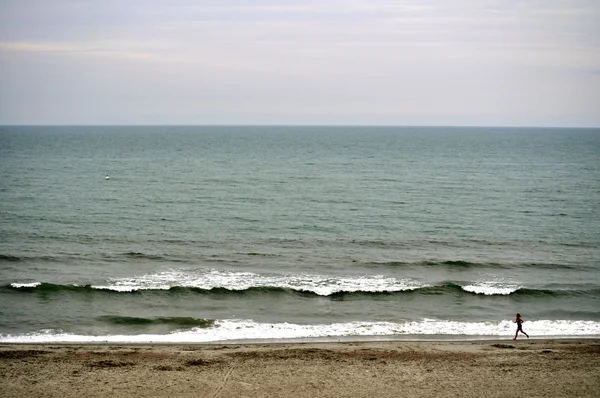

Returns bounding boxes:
[1,126,599,343]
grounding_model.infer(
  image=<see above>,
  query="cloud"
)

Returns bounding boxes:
[1,0,599,125]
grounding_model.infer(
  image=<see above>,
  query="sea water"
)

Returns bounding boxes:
[1,126,599,343]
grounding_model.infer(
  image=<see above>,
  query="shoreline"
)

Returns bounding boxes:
[2,333,600,346]
[2,339,599,397]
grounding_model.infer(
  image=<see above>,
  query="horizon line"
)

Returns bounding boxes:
[1,124,599,129]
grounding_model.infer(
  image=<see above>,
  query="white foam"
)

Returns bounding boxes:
[91,269,423,295]
[2,319,599,343]
[10,282,41,288]
[461,282,520,295]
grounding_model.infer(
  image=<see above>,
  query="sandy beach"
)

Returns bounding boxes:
[1,339,599,397]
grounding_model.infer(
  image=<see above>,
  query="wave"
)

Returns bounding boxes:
[97,316,215,328]
[362,260,579,270]
[360,260,470,268]
[122,252,168,261]
[1,252,583,271]
[7,282,97,292]
[0,254,67,263]
[6,281,599,299]
[2,319,599,343]
[0,251,182,264]
[0,254,22,262]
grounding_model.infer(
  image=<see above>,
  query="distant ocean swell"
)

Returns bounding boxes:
[2,319,600,344]
[0,253,585,270]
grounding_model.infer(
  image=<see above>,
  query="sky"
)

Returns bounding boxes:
[0,0,599,127]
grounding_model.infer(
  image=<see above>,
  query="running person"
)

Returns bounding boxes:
[513,313,529,340]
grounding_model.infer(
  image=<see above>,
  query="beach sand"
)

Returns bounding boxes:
[1,339,599,397]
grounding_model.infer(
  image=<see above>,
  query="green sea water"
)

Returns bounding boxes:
[1,126,599,342]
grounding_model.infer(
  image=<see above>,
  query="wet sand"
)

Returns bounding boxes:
[1,339,599,397]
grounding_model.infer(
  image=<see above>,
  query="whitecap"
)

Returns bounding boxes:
[461,282,520,295]
[10,282,41,288]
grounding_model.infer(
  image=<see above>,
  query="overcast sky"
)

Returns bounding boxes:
[1,0,599,126]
